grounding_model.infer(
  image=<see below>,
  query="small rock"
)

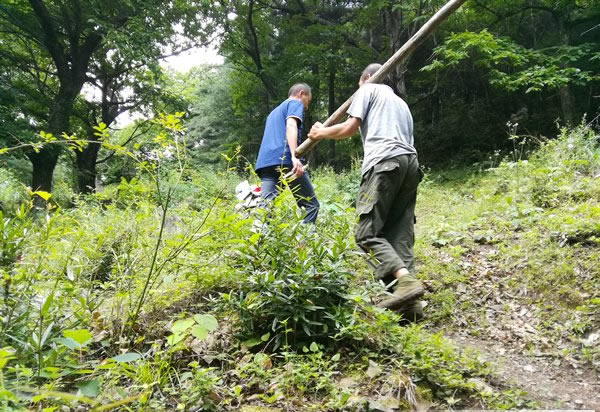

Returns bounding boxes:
[347,395,369,408]
[581,331,600,347]
[523,364,535,373]
[366,360,383,379]
[379,396,402,410]
[468,378,494,395]
[368,398,397,412]
[339,377,359,389]
[240,407,282,412]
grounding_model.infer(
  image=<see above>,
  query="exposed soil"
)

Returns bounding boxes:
[441,330,600,410]
[424,242,600,411]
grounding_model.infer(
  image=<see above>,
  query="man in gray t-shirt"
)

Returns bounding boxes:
[349,81,417,176]
[308,63,424,321]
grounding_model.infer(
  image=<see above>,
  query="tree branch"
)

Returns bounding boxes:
[96,121,152,164]
[27,0,69,76]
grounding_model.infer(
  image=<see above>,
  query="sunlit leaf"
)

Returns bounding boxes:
[170,318,195,333]
[63,329,92,346]
[193,314,218,332]
[56,338,80,350]
[32,191,51,201]
[111,352,141,363]
[190,325,208,340]
[166,333,185,346]
[242,337,262,348]
[76,379,100,398]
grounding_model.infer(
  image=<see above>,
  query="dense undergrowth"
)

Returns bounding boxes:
[0,125,598,411]
[416,126,600,367]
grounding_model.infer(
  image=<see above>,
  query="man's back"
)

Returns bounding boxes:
[348,83,416,175]
[255,99,304,172]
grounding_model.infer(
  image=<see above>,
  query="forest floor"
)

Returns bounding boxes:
[444,331,600,409]
[423,243,600,409]
[411,127,600,410]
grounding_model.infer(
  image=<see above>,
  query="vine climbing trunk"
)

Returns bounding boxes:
[295,0,468,157]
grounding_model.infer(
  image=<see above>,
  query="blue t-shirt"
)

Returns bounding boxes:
[255,99,304,171]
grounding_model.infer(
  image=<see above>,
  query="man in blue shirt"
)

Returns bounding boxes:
[255,83,319,223]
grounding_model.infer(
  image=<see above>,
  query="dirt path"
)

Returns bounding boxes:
[419,240,600,410]
[439,330,600,410]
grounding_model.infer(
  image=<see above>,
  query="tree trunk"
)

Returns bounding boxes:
[26,0,103,196]
[558,86,575,125]
[28,90,74,196]
[393,62,408,99]
[245,0,276,103]
[382,4,409,99]
[557,18,575,125]
[75,80,118,194]
[432,89,440,132]
[29,148,59,193]
[75,142,101,194]
[327,61,336,168]
[307,64,321,167]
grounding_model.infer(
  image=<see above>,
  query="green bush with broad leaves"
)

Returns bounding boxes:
[223,193,358,349]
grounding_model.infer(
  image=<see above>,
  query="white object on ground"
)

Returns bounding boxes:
[234,180,261,211]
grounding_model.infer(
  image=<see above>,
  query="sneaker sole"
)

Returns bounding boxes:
[376,285,425,310]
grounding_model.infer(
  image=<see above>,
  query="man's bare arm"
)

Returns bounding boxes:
[308,117,361,141]
[286,117,304,177]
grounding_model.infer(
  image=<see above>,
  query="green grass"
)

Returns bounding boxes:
[415,125,600,365]
[0,125,597,410]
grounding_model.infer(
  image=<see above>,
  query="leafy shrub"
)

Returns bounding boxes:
[277,343,342,399]
[0,206,30,271]
[529,125,599,207]
[172,167,239,210]
[224,193,357,349]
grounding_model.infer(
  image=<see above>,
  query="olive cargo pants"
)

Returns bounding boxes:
[355,154,420,280]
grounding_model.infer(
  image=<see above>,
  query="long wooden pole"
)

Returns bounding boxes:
[296,0,468,157]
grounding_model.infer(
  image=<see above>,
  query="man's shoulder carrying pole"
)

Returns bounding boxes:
[295,0,468,158]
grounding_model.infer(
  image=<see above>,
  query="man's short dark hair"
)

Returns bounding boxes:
[361,63,399,94]
[361,63,383,81]
[288,83,312,97]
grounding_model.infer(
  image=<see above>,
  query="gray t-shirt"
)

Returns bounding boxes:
[347,83,417,175]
